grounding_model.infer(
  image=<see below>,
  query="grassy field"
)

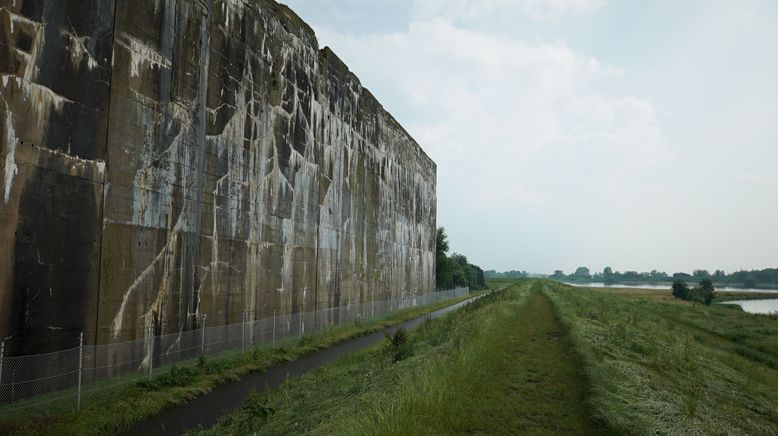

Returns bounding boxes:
[593,285,778,303]
[195,279,778,435]
[546,281,778,434]
[193,281,603,435]
[11,279,777,435]
[715,291,778,302]
[0,292,480,436]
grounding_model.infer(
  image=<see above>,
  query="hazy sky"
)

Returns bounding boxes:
[283,0,778,275]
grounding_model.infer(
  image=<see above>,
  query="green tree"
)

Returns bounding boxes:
[436,228,452,289]
[698,278,715,305]
[622,271,640,281]
[469,264,486,289]
[603,266,615,285]
[673,272,693,281]
[434,227,486,291]
[743,277,757,289]
[573,266,591,280]
[450,253,486,290]
[436,256,458,290]
[449,253,470,287]
[550,270,566,280]
[671,280,690,300]
[649,270,668,282]
[436,227,449,260]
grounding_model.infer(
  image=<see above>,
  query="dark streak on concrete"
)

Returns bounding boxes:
[0,0,436,387]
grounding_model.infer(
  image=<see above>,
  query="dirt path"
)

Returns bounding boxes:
[120,294,487,436]
[496,287,602,434]
[333,284,604,434]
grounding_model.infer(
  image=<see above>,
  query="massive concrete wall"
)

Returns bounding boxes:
[0,0,436,355]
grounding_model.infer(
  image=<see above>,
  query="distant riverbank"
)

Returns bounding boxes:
[562,282,778,293]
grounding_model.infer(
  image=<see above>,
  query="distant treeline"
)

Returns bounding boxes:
[483,270,529,279]
[436,228,486,291]
[550,266,778,289]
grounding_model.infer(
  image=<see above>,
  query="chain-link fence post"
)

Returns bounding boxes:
[201,315,207,356]
[0,286,479,415]
[149,327,154,380]
[77,331,83,411]
[0,340,4,393]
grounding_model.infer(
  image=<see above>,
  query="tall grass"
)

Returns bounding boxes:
[0,292,479,436]
[197,282,601,435]
[336,288,525,434]
[193,286,523,435]
[544,281,778,435]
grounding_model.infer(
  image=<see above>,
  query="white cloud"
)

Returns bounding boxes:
[412,0,605,23]
[318,17,668,270]
[320,19,666,181]
[287,0,778,273]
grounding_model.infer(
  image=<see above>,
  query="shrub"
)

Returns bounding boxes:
[673,279,714,305]
[384,328,413,362]
[672,280,690,300]
[243,390,275,420]
[697,279,715,305]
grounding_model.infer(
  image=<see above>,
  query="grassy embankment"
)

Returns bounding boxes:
[15,278,775,435]
[198,279,778,435]
[546,281,778,434]
[193,281,603,435]
[715,292,778,302]
[593,285,778,303]
[0,292,480,436]
[563,280,778,291]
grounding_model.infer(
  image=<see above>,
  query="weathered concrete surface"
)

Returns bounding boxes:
[0,0,436,355]
[0,0,113,354]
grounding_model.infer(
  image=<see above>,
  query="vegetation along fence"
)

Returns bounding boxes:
[0,287,469,417]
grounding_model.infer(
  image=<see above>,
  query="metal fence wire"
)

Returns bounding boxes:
[0,287,469,417]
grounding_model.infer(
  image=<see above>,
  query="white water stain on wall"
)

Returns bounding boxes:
[3,104,18,204]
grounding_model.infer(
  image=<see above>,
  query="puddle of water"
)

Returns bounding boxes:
[720,299,778,315]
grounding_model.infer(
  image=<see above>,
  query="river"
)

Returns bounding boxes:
[720,299,778,315]
[563,282,778,293]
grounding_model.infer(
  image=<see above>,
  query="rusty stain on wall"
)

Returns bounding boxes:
[0,0,436,357]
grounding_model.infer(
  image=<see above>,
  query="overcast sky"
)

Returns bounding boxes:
[283,0,778,275]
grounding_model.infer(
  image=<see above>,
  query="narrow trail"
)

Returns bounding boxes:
[497,287,601,434]
[120,294,487,436]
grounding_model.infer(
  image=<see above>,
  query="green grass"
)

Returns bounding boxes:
[192,281,603,435]
[545,281,778,434]
[16,279,776,435]
[715,291,778,302]
[0,292,479,436]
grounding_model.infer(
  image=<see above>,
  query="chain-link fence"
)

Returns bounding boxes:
[0,287,469,417]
